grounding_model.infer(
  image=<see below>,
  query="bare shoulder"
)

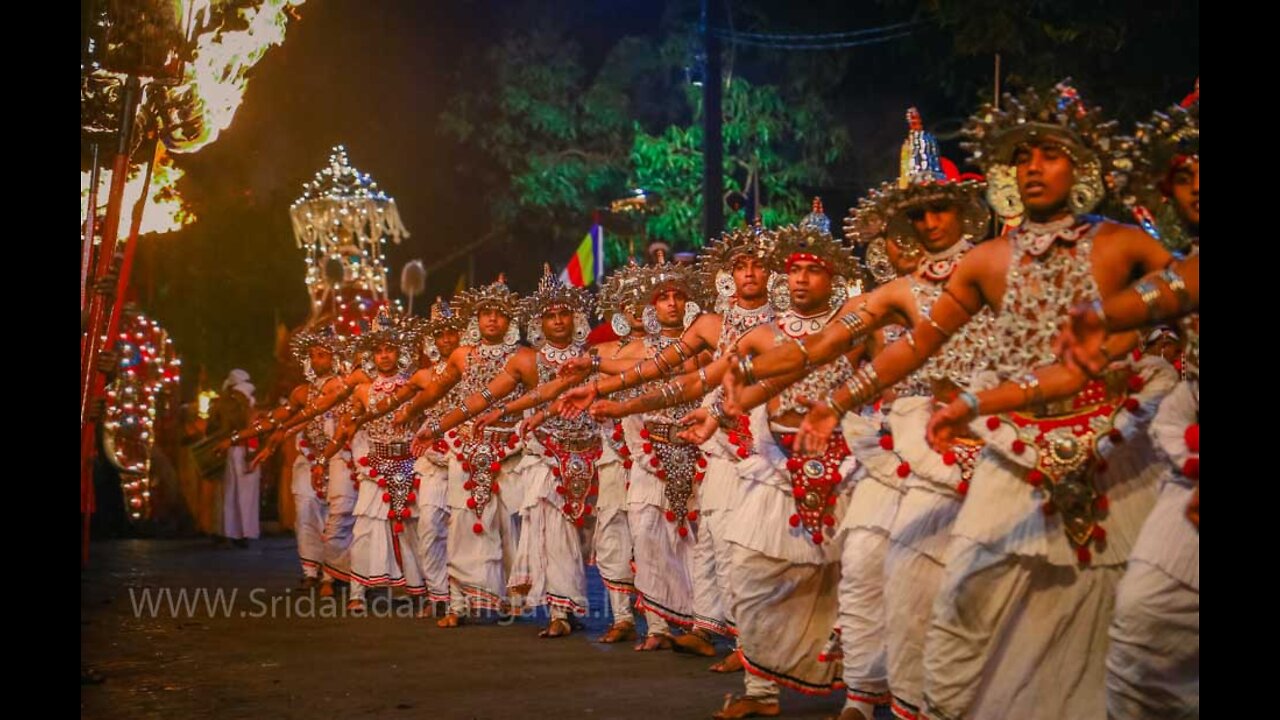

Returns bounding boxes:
[739,324,777,354]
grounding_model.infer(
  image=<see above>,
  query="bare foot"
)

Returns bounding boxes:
[436,612,464,628]
[708,651,744,673]
[634,633,673,651]
[318,581,335,598]
[346,599,366,615]
[712,694,781,719]
[825,708,868,720]
[671,630,718,657]
[597,621,637,643]
[538,618,573,638]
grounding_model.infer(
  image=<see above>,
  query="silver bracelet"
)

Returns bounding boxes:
[793,338,813,370]
[1133,280,1163,321]
[958,391,980,416]
[1158,267,1190,311]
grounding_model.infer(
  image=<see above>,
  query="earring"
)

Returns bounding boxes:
[642,306,660,335]
[611,312,631,337]
[683,301,701,328]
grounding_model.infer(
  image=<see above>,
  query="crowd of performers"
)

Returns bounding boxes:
[232,79,1199,720]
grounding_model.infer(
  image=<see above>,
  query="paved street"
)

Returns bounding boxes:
[82,537,888,719]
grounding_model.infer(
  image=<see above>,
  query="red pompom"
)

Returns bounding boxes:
[942,451,957,466]
[1011,440,1026,454]
[696,457,708,469]
[793,486,806,499]
[823,515,835,527]
[986,417,1001,431]
[584,504,593,515]
[382,492,392,503]
[1091,525,1107,541]
[656,470,668,480]
[665,510,677,522]
[464,480,475,491]
[401,508,411,519]
[359,456,370,467]
[623,459,633,469]
[377,478,388,488]
[1184,424,1199,453]
[879,435,894,451]
[1128,375,1145,393]
[694,472,706,482]
[678,525,689,538]
[788,514,801,528]
[1027,469,1045,486]
[299,440,310,449]
[896,462,911,478]
[412,478,421,489]
[639,429,650,440]
[575,516,585,528]
[1124,398,1141,413]
[787,458,802,472]
[466,497,479,510]
[1095,495,1110,512]
[1076,545,1092,564]
[727,432,739,445]
[473,523,484,534]
[1181,457,1199,480]
[368,468,379,478]
[650,456,660,468]
[811,532,824,544]
[556,485,566,495]
[684,510,698,523]
[393,522,404,534]
[826,494,837,506]
[386,510,397,520]
[406,492,417,503]
[737,447,750,459]
[461,462,471,473]
[490,462,502,473]
[1108,429,1124,444]
[491,482,500,495]
[956,480,970,496]
[642,443,653,454]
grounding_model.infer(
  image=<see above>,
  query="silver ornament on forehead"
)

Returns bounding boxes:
[715,270,736,298]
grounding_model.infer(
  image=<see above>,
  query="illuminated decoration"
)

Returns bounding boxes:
[197,390,218,420]
[102,310,182,522]
[81,0,308,237]
[289,145,408,330]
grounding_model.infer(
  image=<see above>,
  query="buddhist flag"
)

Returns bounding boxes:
[560,223,604,287]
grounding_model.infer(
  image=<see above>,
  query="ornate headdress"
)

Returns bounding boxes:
[845,108,990,273]
[1111,82,1199,249]
[521,264,596,347]
[421,296,466,362]
[354,306,421,374]
[961,79,1123,216]
[598,252,707,334]
[767,198,862,310]
[697,221,776,311]
[458,274,522,347]
[289,323,347,379]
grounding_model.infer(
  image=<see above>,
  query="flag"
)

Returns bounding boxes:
[559,223,604,287]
